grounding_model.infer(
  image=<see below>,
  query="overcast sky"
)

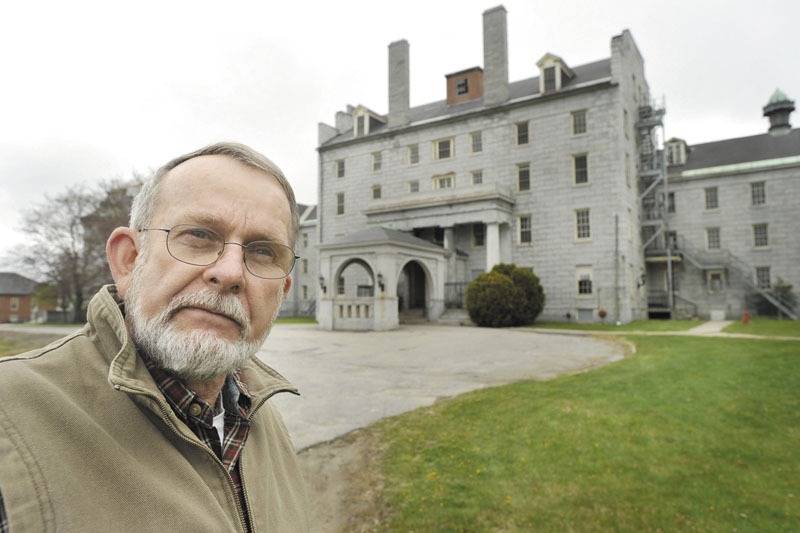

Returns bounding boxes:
[2,0,798,274]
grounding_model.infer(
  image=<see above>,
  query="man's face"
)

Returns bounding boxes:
[124,155,292,374]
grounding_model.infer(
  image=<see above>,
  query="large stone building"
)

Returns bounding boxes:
[306,5,798,330]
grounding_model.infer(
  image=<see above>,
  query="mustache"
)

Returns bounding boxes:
[163,289,250,336]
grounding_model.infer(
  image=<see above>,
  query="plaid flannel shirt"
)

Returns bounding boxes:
[143,356,254,529]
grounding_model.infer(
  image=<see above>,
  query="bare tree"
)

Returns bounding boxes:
[13,179,139,322]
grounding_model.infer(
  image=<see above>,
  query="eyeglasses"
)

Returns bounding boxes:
[139,224,298,279]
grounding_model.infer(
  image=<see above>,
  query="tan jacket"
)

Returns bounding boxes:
[0,286,309,532]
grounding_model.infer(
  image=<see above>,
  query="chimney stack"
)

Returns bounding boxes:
[388,40,410,127]
[483,6,509,105]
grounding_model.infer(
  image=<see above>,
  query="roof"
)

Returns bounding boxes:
[0,272,40,296]
[670,129,800,172]
[324,227,442,250]
[321,58,612,147]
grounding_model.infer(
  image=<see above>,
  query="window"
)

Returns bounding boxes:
[336,192,345,215]
[519,215,532,244]
[756,266,771,289]
[409,180,419,193]
[470,131,483,153]
[753,223,769,247]
[472,223,485,247]
[572,110,587,135]
[10,297,19,311]
[356,115,365,136]
[456,77,469,95]
[372,185,382,200]
[544,66,556,92]
[708,271,724,293]
[667,192,675,213]
[517,163,531,191]
[706,227,721,250]
[408,144,420,165]
[302,232,308,248]
[335,159,345,178]
[623,109,629,139]
[625,152,630,187]
[433,138,454,160]
[515,122,529,145]
[433,173,454,189]
[751,182,766,206]
[302,285,308,300]
[573,154,589,184]
[372,151,382,171]
[337,277,345,295]
[302,259,308,274]
[705,187,718,209]
[576,209,591,240]
[576,266,593,295]
[471,170,483,185]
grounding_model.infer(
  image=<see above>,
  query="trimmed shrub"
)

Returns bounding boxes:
[465,272,517,327]
[466,264,546,327]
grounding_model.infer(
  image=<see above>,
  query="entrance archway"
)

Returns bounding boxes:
[397,260,427,322]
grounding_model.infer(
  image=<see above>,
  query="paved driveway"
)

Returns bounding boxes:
[1,322,627,451]
[261,324,626,450]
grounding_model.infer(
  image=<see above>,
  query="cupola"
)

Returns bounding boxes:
[763,88,795,135]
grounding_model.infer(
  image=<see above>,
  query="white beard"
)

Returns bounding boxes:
[125,261,285,383]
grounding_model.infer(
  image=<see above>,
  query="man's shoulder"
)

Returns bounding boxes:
[0,330,94,390]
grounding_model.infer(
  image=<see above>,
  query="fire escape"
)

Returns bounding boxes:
[636,99,677,316]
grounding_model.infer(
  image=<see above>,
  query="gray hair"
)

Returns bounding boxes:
[129,142,300,249]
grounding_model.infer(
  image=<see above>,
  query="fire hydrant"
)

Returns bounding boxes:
[743,310,750,326]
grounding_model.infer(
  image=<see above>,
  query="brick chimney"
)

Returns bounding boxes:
[483,6,509,105]
[388,40,410,127]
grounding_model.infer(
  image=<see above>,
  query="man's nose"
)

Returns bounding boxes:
[203,243,246,292]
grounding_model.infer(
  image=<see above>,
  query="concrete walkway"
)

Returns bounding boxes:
[685,320,735,335]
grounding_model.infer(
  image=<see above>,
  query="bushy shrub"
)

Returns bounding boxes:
[466,263,546,327]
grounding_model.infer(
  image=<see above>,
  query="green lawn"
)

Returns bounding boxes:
[530,319,702,332]
[375,336,800,531]
[273,316,318,324]
[724,318,800,338]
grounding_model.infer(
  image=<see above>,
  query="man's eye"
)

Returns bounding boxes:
[187,229,211,240]
[252,245,276,257]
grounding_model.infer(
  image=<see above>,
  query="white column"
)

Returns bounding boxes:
[443,227,456,281]
[486,222,500,271]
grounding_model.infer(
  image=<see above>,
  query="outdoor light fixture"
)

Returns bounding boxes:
[377,272,384,292]
[319,275,327,294]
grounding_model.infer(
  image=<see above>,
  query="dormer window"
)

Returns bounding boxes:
[665,138,688,166]
[445,67,484,104]
[352,105,387,138]
[536,53,575,94]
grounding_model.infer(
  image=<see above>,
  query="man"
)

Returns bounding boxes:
[0,143,309,532]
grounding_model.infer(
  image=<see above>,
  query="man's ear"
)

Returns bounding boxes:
[107,227,140,299]
[282,275,293,300]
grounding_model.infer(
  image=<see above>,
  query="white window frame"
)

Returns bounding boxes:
[704,187,718,210]
[302,285,308,300]
[575,209,591,240]
[408,180,419,193]
[518,215,532,245]
[432,138,454,160]
[708,270,725,293]
[751,181,766,206]
[371,151,382,172]
[302,232,308,248]
[408,144,420,165]
[301,258,308,274]
[573,154,589,185]
[576,265,593,296]
[10,297,19,312]
[372,185,382,200]
[755,266,771,289]
[470,131,483,153]
[753,223,769,248]
[706,227,721,250]
[335,159,345,178]
[432,173,455,190]
[335,192,345,216]
[515,121,529,145]
[471,170,483,185]
[571,110,587,135]
[517,163,531,191]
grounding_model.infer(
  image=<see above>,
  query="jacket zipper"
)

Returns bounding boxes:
[116,384,295,532]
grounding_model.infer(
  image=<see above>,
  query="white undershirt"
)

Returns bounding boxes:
[212,393,225,447]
